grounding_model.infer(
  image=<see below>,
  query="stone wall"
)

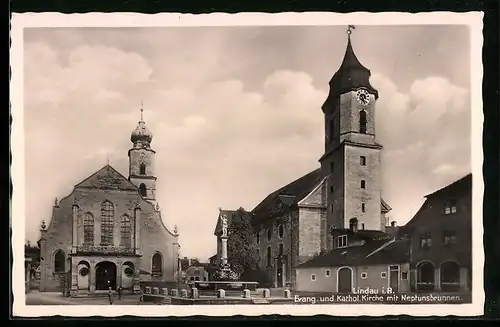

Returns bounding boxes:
[343,144,382,231]
[296,263,411,293]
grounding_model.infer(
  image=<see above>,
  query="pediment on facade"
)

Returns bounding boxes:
[75,165,138,191]
[297,177,327,208]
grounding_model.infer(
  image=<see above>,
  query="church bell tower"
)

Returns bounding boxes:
[128,105,157,203]
[319,26,384,238]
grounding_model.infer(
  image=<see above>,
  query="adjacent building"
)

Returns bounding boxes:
[401,173,472,293]
[295,218,410,293]
[38,110,181,296]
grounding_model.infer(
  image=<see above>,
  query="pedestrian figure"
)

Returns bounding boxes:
[117,285,123,300]
[108,287,114,305]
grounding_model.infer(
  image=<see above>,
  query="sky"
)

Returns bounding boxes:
[23,25,471,260]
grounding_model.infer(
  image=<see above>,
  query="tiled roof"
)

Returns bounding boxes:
[251,169,323,220]
[251,169,392,223]
[74,164,138,191]
[424,173,472,198]
[298,239,410,268]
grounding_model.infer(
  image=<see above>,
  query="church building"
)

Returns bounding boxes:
[251,27,395,289]
[38,109,181,296]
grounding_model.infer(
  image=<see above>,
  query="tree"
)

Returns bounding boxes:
[227,207,260,275]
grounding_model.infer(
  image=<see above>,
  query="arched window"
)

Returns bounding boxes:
[54,250,65,273]
[100,200,114,246]
[139,162,146,175]
[278,243,284,256]
[83,213,94,245]
[266,247,272,267]
[152,252,163,276]
[267,228,272,241]
[120,215,132,247]
[139,183,147,197]
[278,224,284,238]
[359,110,367,134]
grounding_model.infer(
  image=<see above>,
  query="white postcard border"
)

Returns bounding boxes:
[11,11,484,317]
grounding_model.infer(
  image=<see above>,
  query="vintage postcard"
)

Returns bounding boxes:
[11,11,484,317]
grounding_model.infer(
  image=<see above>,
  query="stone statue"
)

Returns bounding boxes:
[174,225,179,235]
[221,214,228,237]
[40,220,46,230]
[54,197,58,206]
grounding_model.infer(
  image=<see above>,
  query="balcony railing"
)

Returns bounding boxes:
[76,245,136,255]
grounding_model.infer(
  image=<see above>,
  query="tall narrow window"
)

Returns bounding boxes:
[120,215,132,247]
[266,247,272,267]
[83,213,94,245]
[278,243,284,256]
[360,156,366,166]
[278,225,284,238]
[359,110,367,134]
[54,250,65,273]
[100,200,114,246]
[152,252,163,276]
[361,202,366,212]
[139,183,147,197]
[139,162,146,175]
[361,180,366,189]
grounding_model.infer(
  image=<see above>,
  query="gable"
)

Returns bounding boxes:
[298,177,327,208]
[75,165,138,191]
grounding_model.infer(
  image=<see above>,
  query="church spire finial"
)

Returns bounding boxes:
[140,100,144,122]
[347,25,356,37]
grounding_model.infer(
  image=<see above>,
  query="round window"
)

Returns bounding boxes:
[80,267,89,277]
[124,267,134,277]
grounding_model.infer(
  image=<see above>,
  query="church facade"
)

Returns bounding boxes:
[251,29,394,288]
[38,111,181,296]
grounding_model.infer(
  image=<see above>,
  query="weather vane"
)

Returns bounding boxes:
[347,25,356,36]
[140,100,144,121]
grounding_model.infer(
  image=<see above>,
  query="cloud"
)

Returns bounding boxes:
[22,28,471,261]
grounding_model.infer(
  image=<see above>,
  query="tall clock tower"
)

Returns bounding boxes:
[319,26,384,240]
[129,107,157,203]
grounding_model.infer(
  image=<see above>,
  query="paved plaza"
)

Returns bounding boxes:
[26,291,155,305]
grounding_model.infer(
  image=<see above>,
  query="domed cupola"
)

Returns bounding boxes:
[130,107,153,147]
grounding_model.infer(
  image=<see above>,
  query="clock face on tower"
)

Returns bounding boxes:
[356,89,371,105]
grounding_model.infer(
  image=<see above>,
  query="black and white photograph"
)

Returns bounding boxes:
[12,12,483,317]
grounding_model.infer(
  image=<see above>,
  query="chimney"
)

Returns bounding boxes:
[349,217,359,233]
[391,221,397,228]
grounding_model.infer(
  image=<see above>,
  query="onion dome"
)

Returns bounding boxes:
[130,107,153,146]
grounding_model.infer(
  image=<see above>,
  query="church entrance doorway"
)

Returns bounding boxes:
[276,265,283,287]
[337,267,353,293]
[95,261,117,291]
